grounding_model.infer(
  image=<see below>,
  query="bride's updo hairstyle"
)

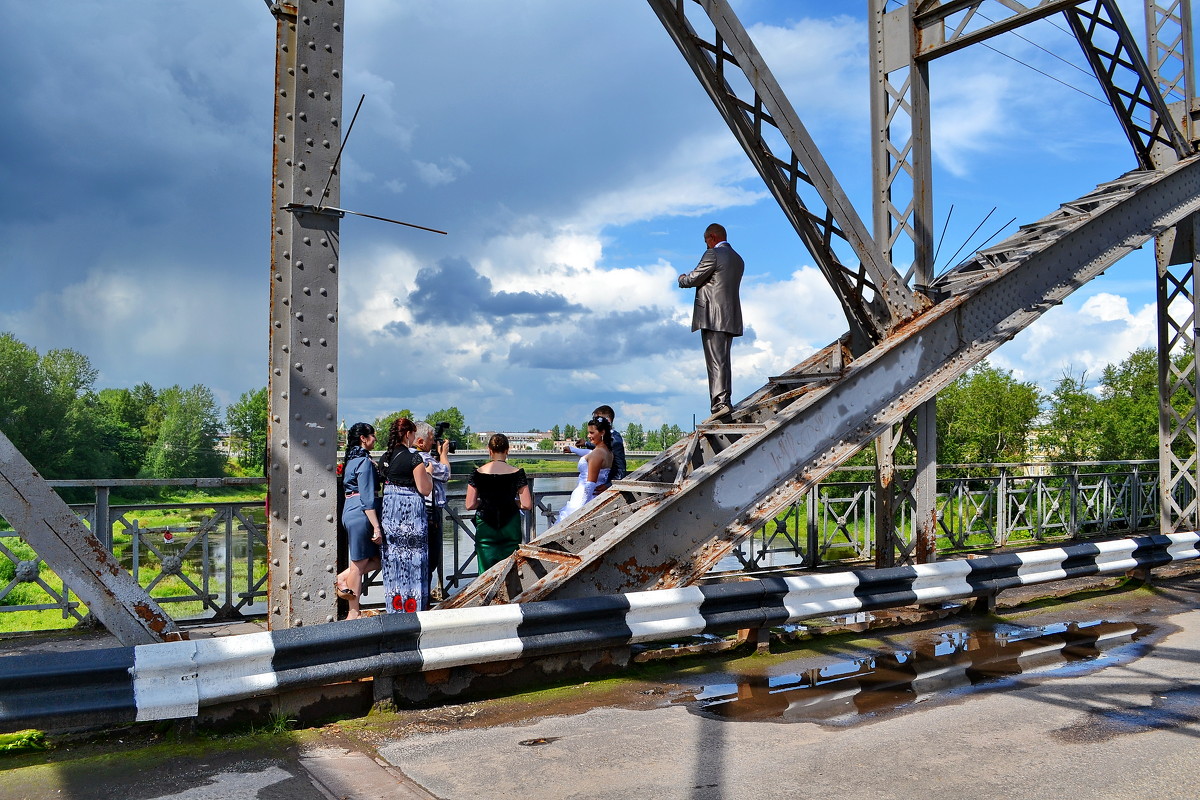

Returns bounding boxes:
[488,433,510,454]
[588,416,614,450]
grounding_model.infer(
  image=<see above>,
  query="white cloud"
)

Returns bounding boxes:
[414,156,471,187]
[993,291,1156,387]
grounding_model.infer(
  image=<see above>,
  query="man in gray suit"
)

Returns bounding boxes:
[678,223,744,417]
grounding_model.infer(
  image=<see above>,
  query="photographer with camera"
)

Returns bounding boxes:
[413,421,453,600]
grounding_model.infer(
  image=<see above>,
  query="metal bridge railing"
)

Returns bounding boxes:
[0,462,1165,629]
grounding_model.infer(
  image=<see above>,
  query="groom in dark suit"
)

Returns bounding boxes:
[678,223,744,417]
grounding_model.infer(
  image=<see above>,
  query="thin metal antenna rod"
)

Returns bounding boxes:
[931,203,955,268]
[971,217,1019,255]
[318,93,365,210]
[939,207,996,271]
[322,206,448,235]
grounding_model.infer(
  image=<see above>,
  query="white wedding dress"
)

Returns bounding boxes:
[555,454,611,525]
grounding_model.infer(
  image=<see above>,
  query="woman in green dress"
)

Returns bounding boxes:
[465,433,534,571]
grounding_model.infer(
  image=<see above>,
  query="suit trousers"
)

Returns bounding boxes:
[700,329,733,412]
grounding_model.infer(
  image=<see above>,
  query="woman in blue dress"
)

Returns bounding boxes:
[379,417,433,613]
[336,422,382,620]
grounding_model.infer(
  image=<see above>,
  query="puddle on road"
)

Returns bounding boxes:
[687,619,1155,725]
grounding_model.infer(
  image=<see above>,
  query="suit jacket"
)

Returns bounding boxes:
[678,242,744,335]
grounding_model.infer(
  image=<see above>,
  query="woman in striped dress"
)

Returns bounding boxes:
[378,417,432,612]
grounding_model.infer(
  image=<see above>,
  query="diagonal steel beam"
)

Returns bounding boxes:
[0,431,180,645]
[1067,0,1192,168]
[444,157,1200,606]
[646,0,924,347]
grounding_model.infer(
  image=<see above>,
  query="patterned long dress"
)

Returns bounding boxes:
[381,484,429,613]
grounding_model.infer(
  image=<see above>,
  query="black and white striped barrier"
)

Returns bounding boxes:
[2,532,1196,732]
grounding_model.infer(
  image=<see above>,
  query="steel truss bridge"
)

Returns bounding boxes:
[2,0,1200,638]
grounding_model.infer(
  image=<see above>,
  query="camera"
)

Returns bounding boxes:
[434,421,457,454]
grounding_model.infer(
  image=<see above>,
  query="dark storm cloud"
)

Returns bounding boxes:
[408,257,581,325]
[507,307,701,369]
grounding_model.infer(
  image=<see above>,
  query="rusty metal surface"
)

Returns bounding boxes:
[0,431,179,645]
[444,158,1200,608]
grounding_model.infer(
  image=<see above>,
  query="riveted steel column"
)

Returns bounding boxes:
[267,0,344,628]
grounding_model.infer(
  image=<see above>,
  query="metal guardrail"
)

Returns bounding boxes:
[3,532,1195,733]
[0,461,1166,629]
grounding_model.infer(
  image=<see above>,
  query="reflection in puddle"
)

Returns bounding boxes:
[692,620,1154,725]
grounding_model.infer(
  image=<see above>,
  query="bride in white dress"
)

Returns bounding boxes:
[555,416,614,525]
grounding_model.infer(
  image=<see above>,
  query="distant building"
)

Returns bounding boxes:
[478,431,552,451]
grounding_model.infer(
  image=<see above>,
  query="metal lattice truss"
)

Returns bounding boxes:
[647,0,926,349]
[446,157,1200,606]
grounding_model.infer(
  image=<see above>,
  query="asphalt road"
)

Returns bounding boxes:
[4,573,1199,800]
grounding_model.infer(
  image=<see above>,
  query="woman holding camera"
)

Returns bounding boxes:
[465,433,534,571]
[379,417,433,613]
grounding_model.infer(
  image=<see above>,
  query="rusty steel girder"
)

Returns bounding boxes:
[0,431,180,645]
[444,157,1200,607]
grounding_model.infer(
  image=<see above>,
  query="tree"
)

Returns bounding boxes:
[94,388,150,477]
[563,423,578,441]
[0,333,122,478]
[226,387,269,473]
[551,424,561,440]
[624,422,645,450]
[425,407,472,448]
[537,438,554,451]
[937,361,1041,464]
[374,409,415,442]
[1038,371,1102,462]
[1088,347,1161,461]
[143,385,225,478]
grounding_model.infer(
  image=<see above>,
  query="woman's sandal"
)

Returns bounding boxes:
[335,579,357,598]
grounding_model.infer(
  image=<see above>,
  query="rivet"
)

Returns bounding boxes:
[295,312,303,320]
[326,364,334,371]
[319,589,327,599]
[302,541,309,549]
[301,490,309,498]
[294,362,302,370]
[326,514,334,522]
[328,263,336,271]
[272,559,280,566]
[302,237,311,245]
[322,139,330,148]
[294,516,301,523]
[302,337,310,345]
[324,91,331,99]
[273,368,281,376]
[287,67,295,76]
[319,338,327,345]
[302,387,310,395]
[281,345,289,353]
[319,388,327,396]
[320,238,328,246]
[318,438,325,445]
[318,489,326,497]
[327,313,335,321]
[294,620,303,627]
[271,510,280,517]
[306,137,314,146]
[319,287,327,296]
[302,592,310,600]
[273,415,280,423]
[303,286,311,295]
[295,464,302,472]
[302,440,309,447]
[294,567,303,575]
[319,539,327,546]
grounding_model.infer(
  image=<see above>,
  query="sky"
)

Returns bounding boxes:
[0,1,1178,434]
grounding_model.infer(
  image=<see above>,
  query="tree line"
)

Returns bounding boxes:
[0,331,1182,483]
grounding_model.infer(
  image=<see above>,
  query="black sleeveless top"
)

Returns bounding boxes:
[380,448,424,489]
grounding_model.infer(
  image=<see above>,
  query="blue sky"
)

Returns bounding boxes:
[0,1,1171,433]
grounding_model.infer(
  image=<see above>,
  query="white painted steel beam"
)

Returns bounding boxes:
[0,431,179,645]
